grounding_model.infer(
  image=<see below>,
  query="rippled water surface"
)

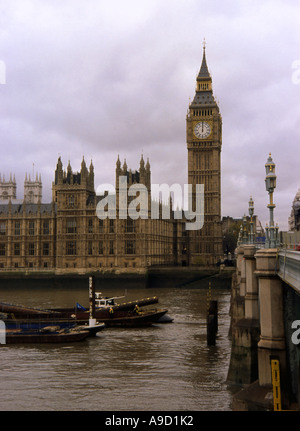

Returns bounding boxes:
[0,283,234,411]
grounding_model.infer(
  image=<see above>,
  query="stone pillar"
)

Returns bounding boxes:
[235,245,246,321]
[227,244,260,386]
[255,248,289,407]
[236,245,246,297]
[244,244,259,321]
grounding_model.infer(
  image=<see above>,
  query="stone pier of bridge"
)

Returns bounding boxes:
[227,242,300,411]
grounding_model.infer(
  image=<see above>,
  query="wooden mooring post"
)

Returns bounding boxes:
[89,275,96,326]
[207,282,218,346]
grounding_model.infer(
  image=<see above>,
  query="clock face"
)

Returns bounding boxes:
[194,121,211,139]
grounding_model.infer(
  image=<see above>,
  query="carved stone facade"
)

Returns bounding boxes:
[0,48,223,273]
[0,156,186,273]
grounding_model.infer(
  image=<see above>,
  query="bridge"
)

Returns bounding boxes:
[278,248,300,293]
[227,231,300,411]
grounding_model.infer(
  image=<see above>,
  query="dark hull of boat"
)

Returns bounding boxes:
[92,309,169,327]
[0,297,159,317]
[0,298,169,328]
[4,330,90,344]
[0,302,60,316]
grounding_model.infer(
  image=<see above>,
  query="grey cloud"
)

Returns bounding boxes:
[0,0,299,231]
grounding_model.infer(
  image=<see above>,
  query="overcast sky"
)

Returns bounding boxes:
[0,0,299,230]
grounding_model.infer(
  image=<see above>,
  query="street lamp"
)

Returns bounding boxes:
[248,196,254,244]
[264,153,279,248]
[243,214,248,244]
[237,224,243,246]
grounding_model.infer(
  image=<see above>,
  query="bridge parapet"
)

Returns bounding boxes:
[230,245,297,410]
[278,250,300,293]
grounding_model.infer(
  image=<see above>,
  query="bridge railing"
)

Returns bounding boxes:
[280,243,300,251]
[277,249,300,293]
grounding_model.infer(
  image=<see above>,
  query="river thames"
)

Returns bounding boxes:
[0,282,234,411]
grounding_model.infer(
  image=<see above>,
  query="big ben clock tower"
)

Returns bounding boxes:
[186,41,222,265]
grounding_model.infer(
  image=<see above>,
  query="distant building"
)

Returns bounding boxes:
[288,189,300,231]
[0,171,42,204]
[0,174,17,200]
[222,215,264,254]
[24,173,42,204]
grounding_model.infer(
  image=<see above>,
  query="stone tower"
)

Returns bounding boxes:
[186,42,222,265]
[24,172,42,203]
[115,154,151,219]
[52,156,95,270]
[0,173,17,200]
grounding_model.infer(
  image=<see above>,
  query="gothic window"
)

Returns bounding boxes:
[109,219,114,233]
[68,195,75,207]
[66,219,77,234]
[0,243,5,256]
[109,240,114,254]
[88,241,93,255]
[43,221,50,235]
[43,243,49,256]
[28,243,35,256]
[29,221,35,235]
[125,240,135,255]
[99,241,103,255]
[14,221,20,235]
[66,241,76,255]
[14,243,20,256]
[27,191,34,203]
[125,219,135,233]
[88,218,93,233]
[99,219,104,233]
[0,221,6,235]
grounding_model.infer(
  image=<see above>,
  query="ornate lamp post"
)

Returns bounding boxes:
[237,224,243,246]
[264,153,279,248]
[248,196,254,244]
[243,214,248,244]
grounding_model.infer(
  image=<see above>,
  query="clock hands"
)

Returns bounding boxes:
[194,121,211,139]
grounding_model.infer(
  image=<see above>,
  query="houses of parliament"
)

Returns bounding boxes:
[0,46,223,274]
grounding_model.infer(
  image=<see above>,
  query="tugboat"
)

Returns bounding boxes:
[57,299,169,327]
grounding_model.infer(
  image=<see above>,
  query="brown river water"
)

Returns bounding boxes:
[0,281,234,411]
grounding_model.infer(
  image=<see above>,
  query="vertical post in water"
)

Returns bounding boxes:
[0,320,6,345]
[207,282,218,346]
[89,275,96,327]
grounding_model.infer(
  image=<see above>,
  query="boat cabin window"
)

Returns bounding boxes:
[106,299,115,305]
